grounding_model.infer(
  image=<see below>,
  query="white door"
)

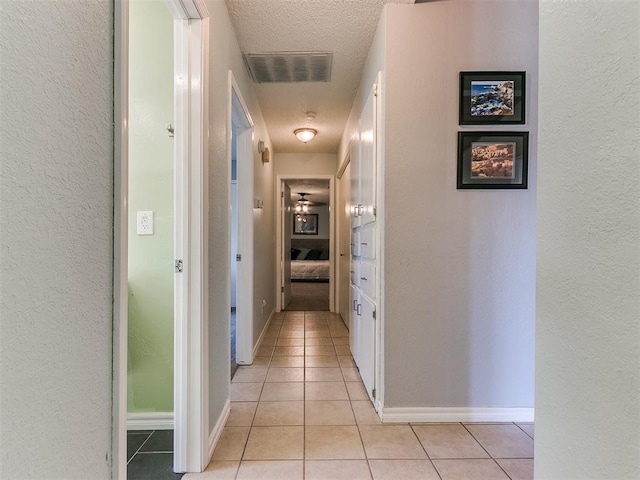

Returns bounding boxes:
[233,87,254,365]
[338,163,352,327]
[349,78,379,406]
[350,284,360,364]
[359,85,376,226]
[281,182,292,309]
[357,294,376,401]
[350,128,361,229]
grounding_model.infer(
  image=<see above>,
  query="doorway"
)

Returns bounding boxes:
[230,79,255,366]
[126,1,176,477]
[277,176,335,313]
[115,0,210,476]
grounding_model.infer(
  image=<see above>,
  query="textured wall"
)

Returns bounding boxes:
[536,2,640,478]
[127,0,175,414]
[205,0,275,433]
[0,0,114,478]
[274,153,338,177]
[338,9,386,165]
[382,0,538,408]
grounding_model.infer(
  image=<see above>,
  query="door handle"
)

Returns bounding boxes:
[360,277,367,281]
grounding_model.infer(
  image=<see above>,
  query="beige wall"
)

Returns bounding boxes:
[536,1,640,478]
[204,0,275,433]
[342,0,538,409]
[338,8,387,165]
[0,1,113,477]
[274,153,338,177]
[382,0,537,408]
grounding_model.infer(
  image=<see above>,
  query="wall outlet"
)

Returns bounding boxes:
[137,211,154,235]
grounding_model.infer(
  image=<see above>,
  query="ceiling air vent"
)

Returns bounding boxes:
[243,52,333,83]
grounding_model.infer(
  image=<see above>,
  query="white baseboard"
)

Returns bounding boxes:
[381,407,534,424]
[127,412,174,430]
[208,399,231,460]
[251,308,275,360]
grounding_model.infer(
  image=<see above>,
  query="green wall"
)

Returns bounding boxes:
[128,0,174,413]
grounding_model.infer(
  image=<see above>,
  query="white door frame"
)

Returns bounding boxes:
[229,72,255,365]
[335,152,350,325]
[113,0,210,476]
[113,2,128,477]
[276,174,336,312]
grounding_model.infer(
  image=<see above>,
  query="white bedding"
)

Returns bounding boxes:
[291,260,330,281]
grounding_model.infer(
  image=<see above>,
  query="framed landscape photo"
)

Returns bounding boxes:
[293,213,319,235]
[459,71,525,125]
[457,131,529,189]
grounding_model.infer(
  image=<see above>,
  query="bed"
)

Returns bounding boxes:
[290,239,330,282]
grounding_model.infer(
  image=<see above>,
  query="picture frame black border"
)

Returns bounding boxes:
[459,71,526,125]
[293,213,319,235]
[457,131,529,189]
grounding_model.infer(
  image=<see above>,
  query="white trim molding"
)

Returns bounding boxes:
[208,399,231,460]
[113,2,129,478]
[380,407,534,424]
[127,412,175,430]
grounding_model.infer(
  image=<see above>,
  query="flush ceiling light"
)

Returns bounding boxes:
[294,128,317,143]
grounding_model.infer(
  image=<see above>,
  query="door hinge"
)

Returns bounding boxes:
[174,259,183,273]
[281,286,285,293]
[373,207,376,217]
[373,310,376,319]
[236,254,242,261]
[281,190,284,198]
[372,388,376,399]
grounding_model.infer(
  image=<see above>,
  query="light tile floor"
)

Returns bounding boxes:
[184,311,534,480]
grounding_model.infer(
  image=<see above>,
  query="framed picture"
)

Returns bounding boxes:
[293,213,318,235]
[459,71,525,125]
[457,131,529,189]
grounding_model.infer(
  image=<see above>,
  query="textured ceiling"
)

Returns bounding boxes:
[226,0,415,153]
[286,178,330,204]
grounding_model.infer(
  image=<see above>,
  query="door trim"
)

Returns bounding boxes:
[113,2,128,477]
[171,6,210,473]
[229,72,255,366]
[335,149,350,327]
[276,174,336,312]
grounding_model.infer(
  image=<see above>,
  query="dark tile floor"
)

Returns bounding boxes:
[127,430,183,479]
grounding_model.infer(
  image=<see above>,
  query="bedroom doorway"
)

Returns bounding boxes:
[276,175,335,312]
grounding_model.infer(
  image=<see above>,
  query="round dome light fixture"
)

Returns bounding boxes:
[294,128,318,143]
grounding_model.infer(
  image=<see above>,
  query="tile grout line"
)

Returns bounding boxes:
[461,422,495,459]
[127,431,154,466]
[407,424,444,480]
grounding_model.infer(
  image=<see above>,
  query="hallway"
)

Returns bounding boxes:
[184,311,534,480]
[284,283,330,311]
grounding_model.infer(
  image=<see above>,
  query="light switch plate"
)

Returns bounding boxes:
[137,211,154,235]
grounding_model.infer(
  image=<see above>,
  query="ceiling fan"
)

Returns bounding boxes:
[295,192,326,207]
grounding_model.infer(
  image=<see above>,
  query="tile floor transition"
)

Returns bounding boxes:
[183,310,534,480]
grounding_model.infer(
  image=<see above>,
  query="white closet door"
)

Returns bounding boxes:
[349,284,360,365]
[359,85,376,226]
[357,294,376,401]
[350,126,362,229]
